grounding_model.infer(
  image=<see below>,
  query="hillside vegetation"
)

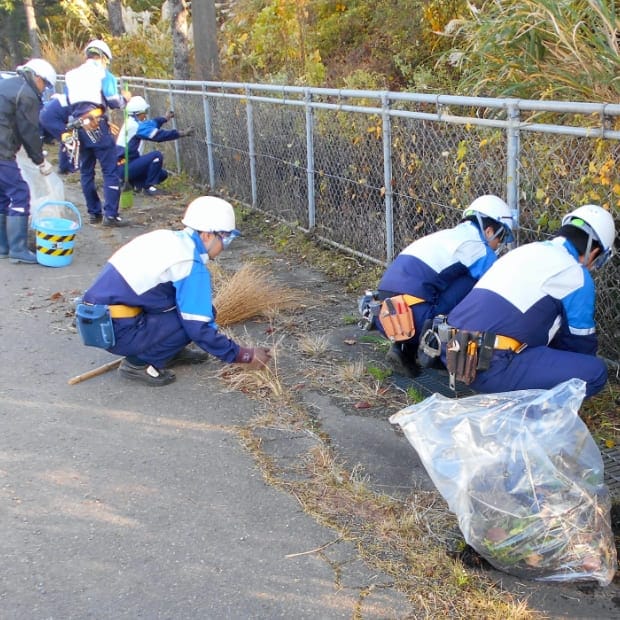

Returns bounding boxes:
[2,1,618,103]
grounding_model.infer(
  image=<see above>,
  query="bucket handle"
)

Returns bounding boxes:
[31,200,82,231]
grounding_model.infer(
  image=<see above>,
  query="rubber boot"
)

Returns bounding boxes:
[7,215,37,264]
[0,214,8,258]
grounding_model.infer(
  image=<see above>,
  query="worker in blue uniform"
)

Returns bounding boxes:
[374,195,514,376]
[80,196,272,386]
[116,95,194,196]
[39,93,77,174]
[445,204,616,398]
[65,39,131,226]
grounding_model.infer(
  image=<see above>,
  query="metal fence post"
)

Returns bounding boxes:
[245,86,257,208]
[168,82,181,173]
[202,84,215,189]
[382,92,394,262]
[506,102,520,242]
[304,89,316,229]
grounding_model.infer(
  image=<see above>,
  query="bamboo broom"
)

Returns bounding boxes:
[211,263,305,326]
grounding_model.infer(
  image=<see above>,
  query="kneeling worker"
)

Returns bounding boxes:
[445,204,616,398]
[78,196,271,385]
[116,95,194,196]
[373,195,514,376]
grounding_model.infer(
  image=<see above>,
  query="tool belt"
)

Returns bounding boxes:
[378,294,425,342]
[446,329,525,390]
[417,315,525,389]
[108,304,142,319]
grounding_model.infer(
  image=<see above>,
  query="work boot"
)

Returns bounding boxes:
[7,215,37,264]
[386,343,421,378]
[103,216,130,227]
[118,359,176,386]
[0,214,8,258]
[167,346,210,367]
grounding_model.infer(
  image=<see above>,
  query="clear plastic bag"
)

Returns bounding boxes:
[389,379,617,586]
[16,147,65,210]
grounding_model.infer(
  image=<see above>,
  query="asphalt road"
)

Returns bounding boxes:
[0,186,412,619]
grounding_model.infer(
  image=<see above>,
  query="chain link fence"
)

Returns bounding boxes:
[121,79,620,366]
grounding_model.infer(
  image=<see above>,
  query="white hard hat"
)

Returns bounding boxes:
[126,96,150,114]
[562,204,616,268]
[21,58,57,87]
[463,194,514,243]
[85,39,112,60]
[182,197,237,232]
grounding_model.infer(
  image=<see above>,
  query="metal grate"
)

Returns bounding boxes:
[601,447,620,500]
[390,367,475,399]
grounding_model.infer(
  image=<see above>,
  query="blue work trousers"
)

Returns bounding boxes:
[468,347,607,399]
[108,310,191,368]
[0,160,31,216]
[78,120,120,218]
[120,151,168,190]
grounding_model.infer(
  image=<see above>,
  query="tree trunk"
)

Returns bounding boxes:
[22,0,40,57]
[107,0,125,36]
[170,0,190,80]
[192,0,220,81]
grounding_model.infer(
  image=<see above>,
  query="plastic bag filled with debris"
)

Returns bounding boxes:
[389,378,617,586]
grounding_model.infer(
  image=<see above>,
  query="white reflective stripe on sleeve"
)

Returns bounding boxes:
[180,311,213,323]
[569,325,596,336]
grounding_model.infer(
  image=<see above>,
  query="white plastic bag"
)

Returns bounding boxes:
[16,147,65,210]
[390,379,617,586]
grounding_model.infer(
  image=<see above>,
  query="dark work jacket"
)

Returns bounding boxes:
[0,72,45,164]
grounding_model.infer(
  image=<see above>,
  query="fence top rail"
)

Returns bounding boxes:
[120,77,620,117]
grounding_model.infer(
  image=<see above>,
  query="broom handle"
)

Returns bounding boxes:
[123,83,129,185]
[68,358,124,385]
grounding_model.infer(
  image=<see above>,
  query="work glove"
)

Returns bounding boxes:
[235,346,272,370]
[39,159,53,176]
[178,126,195,138]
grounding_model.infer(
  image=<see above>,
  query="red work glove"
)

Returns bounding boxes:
[235,346,272,370]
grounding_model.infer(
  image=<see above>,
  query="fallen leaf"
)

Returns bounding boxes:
[354,401,372,409]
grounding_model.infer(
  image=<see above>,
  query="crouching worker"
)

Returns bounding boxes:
[76,196,272,386]
[370,195,514,377]
[444,204,616,398]
[116,95,194,196]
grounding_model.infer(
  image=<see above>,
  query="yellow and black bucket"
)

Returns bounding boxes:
[31,201,82,267]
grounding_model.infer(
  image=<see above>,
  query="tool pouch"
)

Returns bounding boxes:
[378,295,415,342]
[446,330,479,389]
[75,303,116,348]
[79,112,101,131]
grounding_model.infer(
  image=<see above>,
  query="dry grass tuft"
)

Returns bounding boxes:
[297,333,330,357]
[211,262,305,327]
